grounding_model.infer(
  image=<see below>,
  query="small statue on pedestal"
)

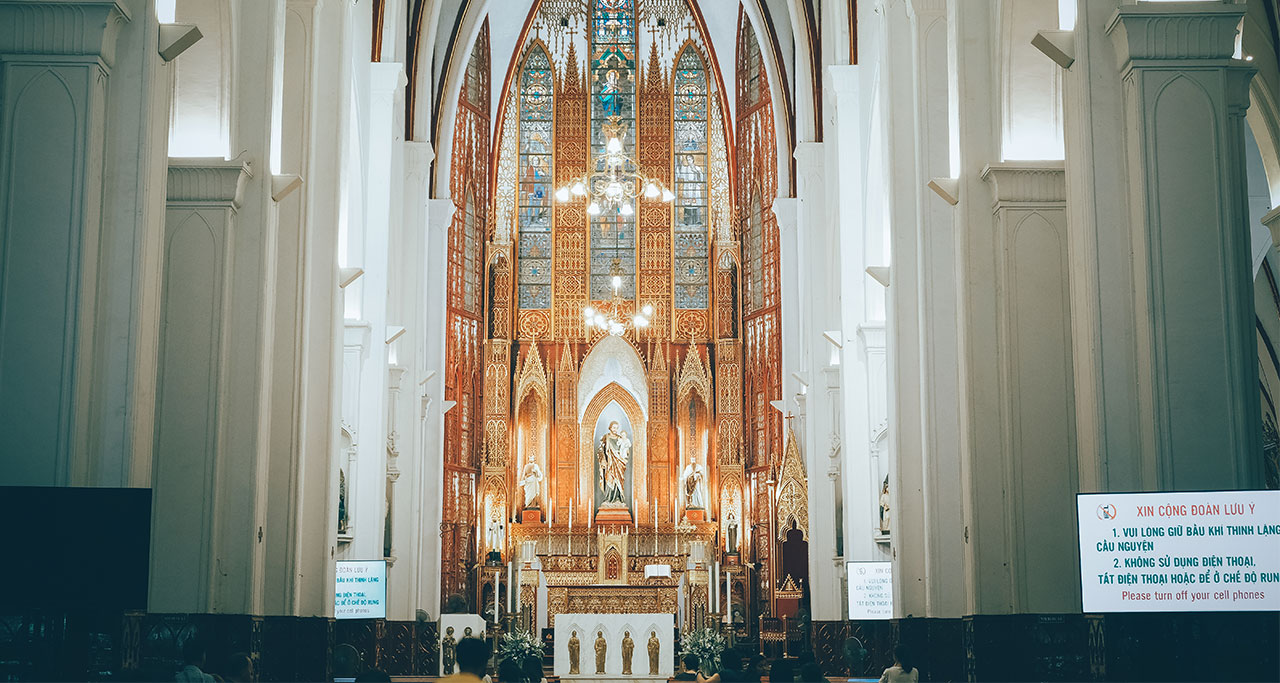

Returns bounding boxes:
[441,626,456,674]
[594,631,607,674]
[520,460,544,509]
[647,631,660,675]
[621,631,634,675]
[568,630,580,675]
[878,476,891,535]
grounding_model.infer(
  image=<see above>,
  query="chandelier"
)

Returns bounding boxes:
[583,258,655,336]
[554,117,674,216]
[559,115,666,335]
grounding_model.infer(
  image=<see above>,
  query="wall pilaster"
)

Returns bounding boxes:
[0,0,129,486]
[150,159,254,613]
[1107,2,1262,489]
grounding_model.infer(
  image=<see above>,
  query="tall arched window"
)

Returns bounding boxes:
[442,21,489,610]
[589,0,637,300]
[673,46,709,309]
[517,45,554,309]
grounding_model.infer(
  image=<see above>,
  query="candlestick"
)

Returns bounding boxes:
[492,570,498,623]
[508,561,514,611]
[724,568,731,623]
[707,564,713,618]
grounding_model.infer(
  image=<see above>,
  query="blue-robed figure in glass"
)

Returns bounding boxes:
[599,69,623,118]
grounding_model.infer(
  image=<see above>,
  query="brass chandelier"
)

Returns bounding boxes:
[557,116,667,335]
[554,117,674,216]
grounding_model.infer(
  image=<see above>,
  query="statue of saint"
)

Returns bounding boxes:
[878,476,890,534]
[441,626,456,675]
[594,631,607,674]
[520,461,544,510]
[488,514,504,552]
[621,631,634,675]
[682,462,706,509]
[727,517,739,554]
[599,69,622,118]
[568,630,580,675]
[597,421,631,504]
[647,631,660,675]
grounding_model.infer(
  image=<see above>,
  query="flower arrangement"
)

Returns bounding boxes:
[497,628,543,668]
[680,626,727,675]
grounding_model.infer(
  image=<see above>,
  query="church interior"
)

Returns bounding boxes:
[1,0,1279,681]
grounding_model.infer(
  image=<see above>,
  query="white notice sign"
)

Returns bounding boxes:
[846,561,893,619]
[335,560,387,619]
[1077,490,1280,613]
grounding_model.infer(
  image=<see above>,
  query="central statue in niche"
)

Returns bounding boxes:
[597,420,631,504]
[592,399,635,523]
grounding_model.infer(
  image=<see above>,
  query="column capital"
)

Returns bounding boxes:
[1106,2,1244,67]
[403,141,435,186]
[426,197,455,236]
[1263,206,1280,251]
[979,162,1065,210]
[371,61,408,96]
[824,64,859,102]
[0,1,130,65]
[167,159,253,207]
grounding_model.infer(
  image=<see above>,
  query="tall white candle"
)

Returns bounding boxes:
[724,568,731,622]
[707,564,714,617]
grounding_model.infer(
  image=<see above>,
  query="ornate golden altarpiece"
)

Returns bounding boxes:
[445,0,803,631]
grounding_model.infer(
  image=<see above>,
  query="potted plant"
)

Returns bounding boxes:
[497,628,543,674]
[680,627,727,676]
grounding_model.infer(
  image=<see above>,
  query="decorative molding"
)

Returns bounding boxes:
[0,1,131,66]
[166,159,252,206]
[980,163,1066,208]
[775,426,808,542]
[1106,3,1244,65]
[675,344,713,407]
[1263,206,1280,250]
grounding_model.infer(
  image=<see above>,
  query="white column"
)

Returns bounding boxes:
[1059,0,1145,494]
[980,163,1078,613]
[417,196,454,615]
[0,1,128,486]
[150,159,253,612]
[386,139,435,620]
[287,0,352,618]
[950,0,1078,614]
[1105,2,1261,488]
[262,0,319,617]
[93,0,173,487]
[881,0,967,619]
[345,61,407,564]
[793,139,844,621]
[150,0,288,615]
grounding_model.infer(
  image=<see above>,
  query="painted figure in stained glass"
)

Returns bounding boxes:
[600,69,623,117]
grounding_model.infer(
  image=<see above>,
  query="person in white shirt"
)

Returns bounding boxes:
[878,643,918,683]
[174,639,215,683]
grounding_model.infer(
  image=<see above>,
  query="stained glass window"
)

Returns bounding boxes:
[589,0,637,300]
[745,192,764,311]
[673,47,709,309]
[517,45,554,309]
[740,19,763,110]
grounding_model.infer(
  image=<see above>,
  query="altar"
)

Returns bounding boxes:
[553,613,674,679]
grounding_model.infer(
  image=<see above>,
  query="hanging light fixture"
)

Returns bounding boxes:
[555,117,674,216]
[582,258,657,337]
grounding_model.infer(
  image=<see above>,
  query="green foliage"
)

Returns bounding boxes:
[679,627,727,675]
[498,628,543,668]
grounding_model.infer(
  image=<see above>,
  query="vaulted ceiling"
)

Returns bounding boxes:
[407,0,801,144]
